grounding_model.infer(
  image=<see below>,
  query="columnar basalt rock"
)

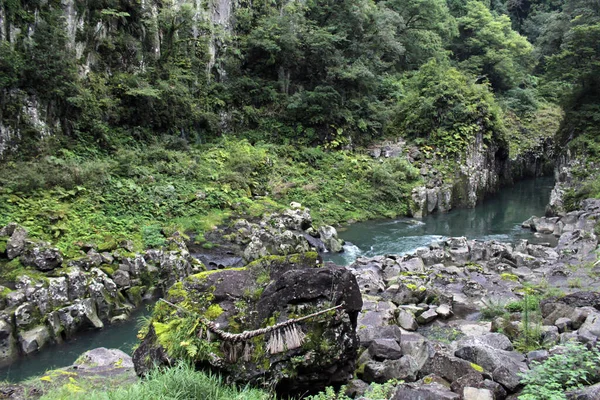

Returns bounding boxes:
[0,223,199,362]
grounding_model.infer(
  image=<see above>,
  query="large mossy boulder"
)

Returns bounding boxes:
[133,252,362,395]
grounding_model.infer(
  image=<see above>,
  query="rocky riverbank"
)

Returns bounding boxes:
[0,207,345,366]
[134,197,599,398]
[1,198,599,398]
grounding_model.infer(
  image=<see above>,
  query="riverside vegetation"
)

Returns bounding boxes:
[2,0,600,398]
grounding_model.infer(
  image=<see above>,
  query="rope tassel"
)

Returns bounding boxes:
[266,323,306,354]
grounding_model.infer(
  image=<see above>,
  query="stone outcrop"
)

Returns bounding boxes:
[0,224,200,363]
[406,132,553,218]
[133,253,362,396]
[0,347,137,398]
[224,208,344,261]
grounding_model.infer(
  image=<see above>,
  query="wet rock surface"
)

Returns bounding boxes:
[0,348,136,399]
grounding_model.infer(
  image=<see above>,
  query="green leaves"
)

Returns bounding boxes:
[452,0,534,91]
[390,59,506,156]
[520,342,600,399]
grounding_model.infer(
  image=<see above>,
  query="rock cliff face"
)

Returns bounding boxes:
[0,224,199,365]
[0,0,237,158]
[371,133,554,219]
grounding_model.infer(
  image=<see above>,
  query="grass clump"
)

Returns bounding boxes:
[39,362,272,400]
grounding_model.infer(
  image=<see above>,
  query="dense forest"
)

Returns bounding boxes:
[0,0,598,250]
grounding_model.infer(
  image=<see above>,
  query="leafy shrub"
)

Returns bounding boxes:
[519,342,600,400]
[390,59,506,157]
[141,224,166,248]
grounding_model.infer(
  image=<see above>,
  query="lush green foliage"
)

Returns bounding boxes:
[0,140,420,257]
[305,380,399,400]
[520,342,600,400]
[452,0,534,91]
[390,59,506,156]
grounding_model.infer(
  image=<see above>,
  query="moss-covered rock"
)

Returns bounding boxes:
[133,253,362,396]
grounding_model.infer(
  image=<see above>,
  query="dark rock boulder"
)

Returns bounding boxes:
[368,338,402,360]
[567,382,600,400]
[133,253,362,396]
[421,351,484,383]
[1,224,28,260]
[363,356,420,383]
[20,241,63,271]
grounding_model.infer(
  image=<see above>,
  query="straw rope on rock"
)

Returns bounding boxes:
[159,298,343,361]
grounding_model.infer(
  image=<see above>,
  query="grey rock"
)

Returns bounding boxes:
[462,281,486,297]
[454,344,528,389]
[358,325,402,348]
[449,246,470,265]
[392,383,460,400]
[555,317,572,333]
[48,277,69,308]
[457,333,514,352]
[399,257,425,273]
[579,313,600,339]
[463,387,494,400]
[417,309,438,324]
[318,225,343,253]
[480,379,507,400]
[541,325,560,346]
[18,325,51,354]
[450,372,484,396]
[368,338,402,360]
[5,291,25,308]
[57,298,104,337]
[66,268,88,301]
[401,332,430,369]
[492,365,522,391]
[112,270,131,288]
[560,332,579,344]
[531,217,556,234]
[6,225,27,259]
[344,379,370,398]
[0,320,17,363]
[436,304,453,319]
[526,350,549,365]
[363,356,420,383]
[20,241,63,271]
[397,309,418,331]
[86,249,103,268]
[542,302,577,325]
[15,303,37,329]
[75,347,134,369]
[421,351,482,383]
[566,382,600,400]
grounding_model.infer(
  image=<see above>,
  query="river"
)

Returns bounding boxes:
[324,177,555,266]
[0,177,554,382]
[0,303,152,382]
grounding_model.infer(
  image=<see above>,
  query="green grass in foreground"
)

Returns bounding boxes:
[38,363,271,400]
